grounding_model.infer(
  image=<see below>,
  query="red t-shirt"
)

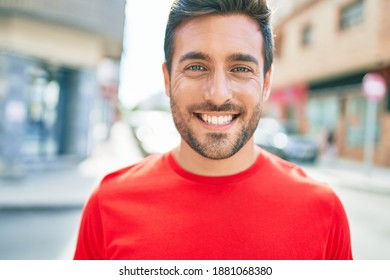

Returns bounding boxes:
[74,149,352,260]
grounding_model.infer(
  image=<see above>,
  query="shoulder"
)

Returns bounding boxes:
[95,152,170,195]
[259,148,338,206]
[103,153,165,179]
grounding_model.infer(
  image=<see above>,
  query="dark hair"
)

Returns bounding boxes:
[164,0,273,75]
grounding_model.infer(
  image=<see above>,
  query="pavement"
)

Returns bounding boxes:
[302,156,390,195]
[0,121,390,211]
[0,162,97,210]
[0,121,144,210]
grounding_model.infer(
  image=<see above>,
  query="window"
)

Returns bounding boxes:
[345,94,380,147]
[301,24,312,46]
[340,0,364,30]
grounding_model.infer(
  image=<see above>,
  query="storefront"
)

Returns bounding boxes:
[0,52,98,176]
[307,70,389,165]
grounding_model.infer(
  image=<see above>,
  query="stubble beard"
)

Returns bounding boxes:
[170,97,263,160]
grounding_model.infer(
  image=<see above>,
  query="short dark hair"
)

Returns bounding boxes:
[164,0,273,75]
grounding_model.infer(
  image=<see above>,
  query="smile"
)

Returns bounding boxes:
[195,113,239,125]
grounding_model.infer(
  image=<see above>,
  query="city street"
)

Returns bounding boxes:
[0,163,389,260]
[0,208,82,259]
[336,186,390,259]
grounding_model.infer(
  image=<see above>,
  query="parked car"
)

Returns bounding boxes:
[283,134,319,163]
[254,118,319,163]
[254,117,289,160]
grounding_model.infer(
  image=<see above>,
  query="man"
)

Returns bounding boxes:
[74,0,352,260]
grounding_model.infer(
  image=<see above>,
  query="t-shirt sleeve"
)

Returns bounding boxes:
[73,188,105,260]
[325,193,353,260]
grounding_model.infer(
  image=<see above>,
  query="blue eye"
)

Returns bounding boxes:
[232,66,250,73]
[188,65,205,71]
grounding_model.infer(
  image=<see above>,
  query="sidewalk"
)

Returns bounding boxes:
[0,163,96,210]
[0,121,144,210]
[302,155,390,195]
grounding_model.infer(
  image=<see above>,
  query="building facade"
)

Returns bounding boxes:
[270,0,390,166]
[0,0,126,176]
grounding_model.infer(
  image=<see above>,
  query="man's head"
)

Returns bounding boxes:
[164,0,273,76]
[162,0,273,161]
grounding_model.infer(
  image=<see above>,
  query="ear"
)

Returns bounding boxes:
[262,66,273,101]
[162,62,171,97]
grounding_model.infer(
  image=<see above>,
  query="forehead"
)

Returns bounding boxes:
[173,14,264,62]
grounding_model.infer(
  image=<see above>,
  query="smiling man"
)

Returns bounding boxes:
[74,0,353,260]
[165,14,268,173]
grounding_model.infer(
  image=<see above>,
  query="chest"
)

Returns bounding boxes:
[100,188,328,259]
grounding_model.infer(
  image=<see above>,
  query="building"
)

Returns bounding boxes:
[0,0,126,176]
[269,0,390,166]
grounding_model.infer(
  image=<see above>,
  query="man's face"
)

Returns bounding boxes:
[163,14,272,160]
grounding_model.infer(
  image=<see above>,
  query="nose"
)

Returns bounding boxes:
[203,69,232,105]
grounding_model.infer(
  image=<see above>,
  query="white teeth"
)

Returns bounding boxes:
[201,114,234,125]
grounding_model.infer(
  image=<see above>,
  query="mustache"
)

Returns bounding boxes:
[187,102,244,113]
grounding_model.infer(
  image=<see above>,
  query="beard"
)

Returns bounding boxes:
[170,97,263,160]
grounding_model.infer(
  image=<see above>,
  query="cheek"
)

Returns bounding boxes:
[171,77,205,103]
[230,79,263,102]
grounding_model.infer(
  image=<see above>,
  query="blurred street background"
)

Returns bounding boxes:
[0,0,390,260]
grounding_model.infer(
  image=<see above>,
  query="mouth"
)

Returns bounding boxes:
[194,113,239,126]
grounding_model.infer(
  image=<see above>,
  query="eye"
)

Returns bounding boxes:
[232,66,251,73]
[187,65,206,71]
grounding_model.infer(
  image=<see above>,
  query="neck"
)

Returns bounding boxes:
[173,138,259,177]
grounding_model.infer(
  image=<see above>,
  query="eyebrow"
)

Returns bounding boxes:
[178,52,211,63]
[228,53,259,65]
[178,51,259,66]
